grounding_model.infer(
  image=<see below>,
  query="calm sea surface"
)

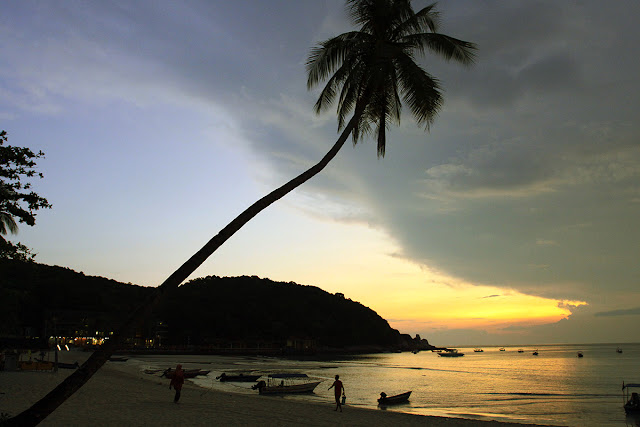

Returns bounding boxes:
[141,343,640,426]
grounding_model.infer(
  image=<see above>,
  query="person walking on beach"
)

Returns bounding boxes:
[169,364,185,403]
[328,374,345,412]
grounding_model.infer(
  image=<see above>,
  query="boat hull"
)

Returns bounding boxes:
[378,391,412,405]
[219,374,261,382]
[258,381,322,394]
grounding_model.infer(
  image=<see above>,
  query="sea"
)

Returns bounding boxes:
[139,342,640,426]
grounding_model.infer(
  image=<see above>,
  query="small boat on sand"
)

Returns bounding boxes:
[378,391,411,405]
[217,373,261,382]
[162,368,210,379]
[36,359,79,369]
[474,348,483,352]
[251,374,321,394]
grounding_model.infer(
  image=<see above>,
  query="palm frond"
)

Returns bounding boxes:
[395,52,443,128]
[402,32,477,65]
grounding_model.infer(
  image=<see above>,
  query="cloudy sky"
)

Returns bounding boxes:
[2,0,639,346]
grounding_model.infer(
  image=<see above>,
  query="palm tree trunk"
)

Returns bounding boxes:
[7,114,360,426]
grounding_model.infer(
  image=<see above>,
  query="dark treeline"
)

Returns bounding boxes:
[0,259,429,352]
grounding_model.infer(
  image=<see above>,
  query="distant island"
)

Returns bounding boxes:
[0,259,434,354]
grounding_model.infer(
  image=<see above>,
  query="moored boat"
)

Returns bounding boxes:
[217,372,262,382]
[439,349,464,357]
[162,368,210,379]
[473,348,483,352]
[577,351,584,358]
[19,360,53,371]
[251,373,321,394]
[532,350,539,356]
[617,347,623,354]
[36,358,79,369]
[378,391,411,405]
[623,382,640,414]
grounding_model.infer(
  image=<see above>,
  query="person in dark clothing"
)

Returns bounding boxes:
[328,374,345,412]
[169,364,185,403]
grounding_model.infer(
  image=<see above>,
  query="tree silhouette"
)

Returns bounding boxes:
[8,1,475,424]
[0,130,51,261]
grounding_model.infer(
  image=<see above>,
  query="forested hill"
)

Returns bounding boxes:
[0,259,431,352]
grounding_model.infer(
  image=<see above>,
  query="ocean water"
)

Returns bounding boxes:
[142,343,640,426]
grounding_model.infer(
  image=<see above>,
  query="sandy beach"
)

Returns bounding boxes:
[0,352,550,426]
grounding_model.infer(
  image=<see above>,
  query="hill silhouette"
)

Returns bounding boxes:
[0,259,432,353]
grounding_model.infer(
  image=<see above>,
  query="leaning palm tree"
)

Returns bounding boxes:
[9,1,475,424]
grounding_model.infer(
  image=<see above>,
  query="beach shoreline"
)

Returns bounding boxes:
[1,352,551,426]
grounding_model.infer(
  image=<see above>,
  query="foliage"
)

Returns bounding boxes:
[0,130,51,260]
[0,259,401,349]
[161,275,401,347]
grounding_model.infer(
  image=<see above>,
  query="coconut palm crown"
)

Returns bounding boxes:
[307,0,476,157]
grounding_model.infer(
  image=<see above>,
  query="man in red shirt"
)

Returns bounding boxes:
[169,364,185,403]
[328,374,345,412]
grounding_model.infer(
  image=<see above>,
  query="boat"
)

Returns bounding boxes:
[378,391,411,405]
[19,360,53,371]
[623,382,640,414]
[617,347,623,354]
[499,348,506,351]
[532,350,539,356]
[439,349,464,357]
[517,349,524,353]
[217,372,262,382]
[36,359,79,369]
[577,351,584,358]
[251,374,321,394]
[162,368,210,379]
[473,348,484,352]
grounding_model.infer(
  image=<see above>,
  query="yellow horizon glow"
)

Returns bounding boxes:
[205,209,588,337]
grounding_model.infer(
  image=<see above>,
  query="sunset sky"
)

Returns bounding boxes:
[2,0,639,346]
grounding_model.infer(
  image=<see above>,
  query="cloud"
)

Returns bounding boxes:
[594,307,640,318]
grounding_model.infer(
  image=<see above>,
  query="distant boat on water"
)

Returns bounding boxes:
[532,350,539,356]
[474,348,484,352]
[499,348,506,351]
[577,351,584,358]
[439,349,464,357]
[617,347,623,354]
[517,349,524,353]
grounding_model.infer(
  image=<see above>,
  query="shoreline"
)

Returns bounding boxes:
[1,353,551,426]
